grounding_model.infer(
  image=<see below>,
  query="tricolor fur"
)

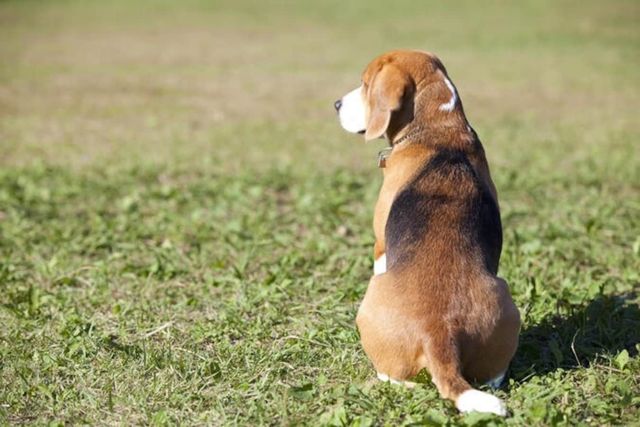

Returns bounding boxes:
[335,50,520,416]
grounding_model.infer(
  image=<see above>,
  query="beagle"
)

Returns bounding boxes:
[335,50,520,416]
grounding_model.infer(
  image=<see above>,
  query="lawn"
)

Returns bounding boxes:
[1,0,639,425]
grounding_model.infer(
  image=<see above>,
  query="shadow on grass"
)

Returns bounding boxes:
[103,334,145,359]
[511,292,640,381]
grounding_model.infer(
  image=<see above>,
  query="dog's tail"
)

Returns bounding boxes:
[422,339,507,416]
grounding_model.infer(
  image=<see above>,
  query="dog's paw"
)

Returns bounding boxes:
[456,389,507,416]
[376,372,417,388]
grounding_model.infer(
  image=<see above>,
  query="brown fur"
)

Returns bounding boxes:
[353,50,520,404]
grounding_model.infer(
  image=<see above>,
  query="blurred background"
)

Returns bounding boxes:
[1,1,639,424]
[1,0,637,176]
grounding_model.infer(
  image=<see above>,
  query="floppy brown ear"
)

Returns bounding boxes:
[365,65,411,141]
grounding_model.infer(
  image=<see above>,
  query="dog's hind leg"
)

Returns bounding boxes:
[422,337,507,416]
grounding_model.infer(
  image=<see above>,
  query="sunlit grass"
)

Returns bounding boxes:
[1,0,638,425]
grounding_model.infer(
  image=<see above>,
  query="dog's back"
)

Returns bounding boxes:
[385,148,502,277]
[337,49,520,415]
[356,147,519,415]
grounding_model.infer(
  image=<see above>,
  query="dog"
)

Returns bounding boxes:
[334,50,520,416]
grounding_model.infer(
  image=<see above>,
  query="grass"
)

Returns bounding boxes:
[1,0,639,425]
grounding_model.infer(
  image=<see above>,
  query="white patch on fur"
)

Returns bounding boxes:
[374,253,387,275]
[486,371,506,389]
[376,372,401,386]
[377,372,416,388]
[456,389,507,416]
[439,77,458,112]
[338,85,366,133]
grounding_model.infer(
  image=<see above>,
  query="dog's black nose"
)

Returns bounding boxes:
[334,99,342,111]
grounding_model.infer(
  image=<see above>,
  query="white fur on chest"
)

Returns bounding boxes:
[374,253,387,275]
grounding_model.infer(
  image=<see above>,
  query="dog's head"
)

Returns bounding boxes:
[335,50,462,141]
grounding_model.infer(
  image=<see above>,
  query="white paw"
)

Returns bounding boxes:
[377,372,417,388]
[377,372,400,384]
[377,372,390,382]
[456,389,507,416]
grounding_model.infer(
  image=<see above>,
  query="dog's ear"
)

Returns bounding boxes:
[365,65,411,141]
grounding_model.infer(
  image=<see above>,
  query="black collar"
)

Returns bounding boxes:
[377,127,428,168]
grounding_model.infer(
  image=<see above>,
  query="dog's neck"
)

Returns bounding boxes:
[389,119,475,149]
[391,125,430,147]
[378,85,479,168]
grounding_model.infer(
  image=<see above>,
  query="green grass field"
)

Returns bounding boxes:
[1,0,639,425]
